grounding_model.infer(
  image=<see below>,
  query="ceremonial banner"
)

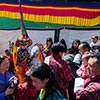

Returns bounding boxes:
[0,1,100,28]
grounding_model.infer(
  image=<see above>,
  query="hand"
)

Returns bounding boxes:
[44,48,48,52]
[5,87,15,96]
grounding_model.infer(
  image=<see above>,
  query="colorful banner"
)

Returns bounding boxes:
[0,1,100,29]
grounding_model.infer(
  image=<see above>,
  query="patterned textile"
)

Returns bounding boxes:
[75,76,100,100]
[49,55,72,97]
[16,49,30,83]
[15,81,38,100]
[76,65,91,79]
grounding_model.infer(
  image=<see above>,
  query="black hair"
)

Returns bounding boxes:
[59,38,67,53]
[72,39,81,48]
[89,52,100,66]
[27,62,60,100]
[67,48,75,54]
[30,62,51,80]
[0,55,7,64]
[81,41,91,51]
[46,37,53,46]
[5,49,11,55]
[51,42,65,55]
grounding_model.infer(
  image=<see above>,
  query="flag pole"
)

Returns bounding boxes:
[18,0,28,37]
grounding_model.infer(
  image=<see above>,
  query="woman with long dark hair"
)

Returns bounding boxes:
[26,62,67,100]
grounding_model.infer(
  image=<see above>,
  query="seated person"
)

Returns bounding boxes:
[26,62,67,100]
[0,55,18,100]
[76,52,91,79]
[75,52,100,100]
[74,52,91,92]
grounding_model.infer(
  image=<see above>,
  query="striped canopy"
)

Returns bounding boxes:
[0,0,100,29]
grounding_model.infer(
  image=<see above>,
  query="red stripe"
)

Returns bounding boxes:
[0,5,19,12]
[0,5,100,19]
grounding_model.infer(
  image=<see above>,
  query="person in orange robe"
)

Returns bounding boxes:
[13,34,32,83]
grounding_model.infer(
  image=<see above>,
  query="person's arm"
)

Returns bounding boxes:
[5,87,15,96]
[63,62,73,88]
[0,87,15,100]
[73,54,82,66]
[75,83,99,100]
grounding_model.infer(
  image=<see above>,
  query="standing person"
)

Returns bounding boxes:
[0,55,18,100]
[43,37,53,57]
[5,49,15,74]
[26,62,67,100]
[14,34,32,83]
[49,42,72,99]
[75,52,100,100]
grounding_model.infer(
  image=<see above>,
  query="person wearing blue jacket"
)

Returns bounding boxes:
[0,55,18,100]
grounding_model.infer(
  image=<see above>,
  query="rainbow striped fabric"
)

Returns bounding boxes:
[0,1,100,29]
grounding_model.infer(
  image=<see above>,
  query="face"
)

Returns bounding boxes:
[0,58,10,72]
[92,38,98,43]
[19,43,28,50]
[30,75,49,90]
[82,58,88,67]
[59,51,64,58]
[73,42,79,49]
[47,41,52,47]
[34,50,40,58]
[88,57,100,76]
[78,45,85,55]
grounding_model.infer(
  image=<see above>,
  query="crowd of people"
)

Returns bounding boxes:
[0,34,100,100]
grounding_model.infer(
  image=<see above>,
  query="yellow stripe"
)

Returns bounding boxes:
[0,11,100,26]
[23,13,100,26]
[0,11,20,19]
[0,3,100,12]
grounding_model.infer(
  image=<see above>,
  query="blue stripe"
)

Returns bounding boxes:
[16,1,100,8]
[0,0,100,8]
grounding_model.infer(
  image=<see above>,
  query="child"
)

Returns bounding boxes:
[74,52,91,92]
[76,52,91,79]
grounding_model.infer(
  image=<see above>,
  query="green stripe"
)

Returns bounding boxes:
[0,17,100,29]
[0,17,21,29]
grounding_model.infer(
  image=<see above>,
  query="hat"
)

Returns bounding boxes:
[15,34,32,47]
